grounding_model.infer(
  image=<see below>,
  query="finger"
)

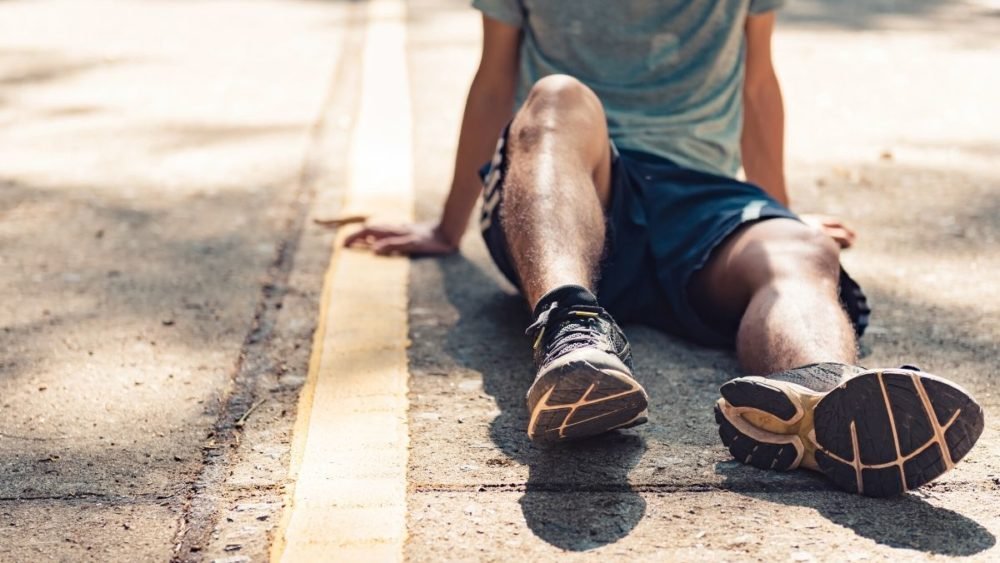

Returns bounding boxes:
[344,225,402,247]
[343,228,373,247]
[829,223,857,245]
[840,231,856,249]
[372,235,417,256]
[842,227,857,244]
[817,218,848,231]
[824,227,853,249]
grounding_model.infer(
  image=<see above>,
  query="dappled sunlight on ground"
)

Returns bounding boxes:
[405,0,999,559]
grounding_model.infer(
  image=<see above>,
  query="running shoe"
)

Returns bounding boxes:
[715,362,984,497]
[525,301,648,443]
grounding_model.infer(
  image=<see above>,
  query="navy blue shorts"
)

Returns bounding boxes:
[479,130,870,347]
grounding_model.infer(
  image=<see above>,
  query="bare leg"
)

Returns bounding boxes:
[503,76,649,444]
[707,220,984,497]
[691,218,857,374]
[502,75,613,308]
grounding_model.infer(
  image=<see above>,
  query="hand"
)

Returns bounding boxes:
[343,221,458,256]
[800,214,856,249]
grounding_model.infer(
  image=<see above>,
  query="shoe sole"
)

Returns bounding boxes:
[527,350,648,444]
[715,368,984,497]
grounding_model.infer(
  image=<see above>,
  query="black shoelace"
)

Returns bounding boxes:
[526,303,607,363]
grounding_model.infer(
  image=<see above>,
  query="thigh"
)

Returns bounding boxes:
[478,123,617,290]
[625,161,799,345]
[689,218,837,327]
[509,75,614,208]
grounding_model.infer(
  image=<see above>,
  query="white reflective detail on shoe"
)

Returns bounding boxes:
[741,199,767,222]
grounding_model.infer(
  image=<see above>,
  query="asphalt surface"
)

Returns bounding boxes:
[1,0,998,561]
[0,1,358,560]
[405,0,1000,560]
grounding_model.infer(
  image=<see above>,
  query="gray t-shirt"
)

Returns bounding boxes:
[472,0,783,178]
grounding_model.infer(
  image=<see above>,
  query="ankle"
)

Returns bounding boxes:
[532,285,598,318]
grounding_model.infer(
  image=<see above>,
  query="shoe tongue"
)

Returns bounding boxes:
[532,285,598,318]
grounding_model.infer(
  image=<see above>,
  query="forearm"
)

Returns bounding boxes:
[437,76,516,245]
[741,75,789,207]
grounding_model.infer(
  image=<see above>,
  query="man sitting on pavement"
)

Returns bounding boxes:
[346,0,984,497]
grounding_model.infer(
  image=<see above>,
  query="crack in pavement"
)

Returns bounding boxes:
[410,479,999,494]
[0,490,188,503]
[166,12,368,563]
[167,227,304,560]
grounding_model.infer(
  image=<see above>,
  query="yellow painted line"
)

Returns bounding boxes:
[271,0,413,560]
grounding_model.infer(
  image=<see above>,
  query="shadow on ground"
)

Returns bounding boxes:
[403,0,999,552]
[716,462,997,555]
[409,215,998,552]
[433,255,647,551]
[0,176,300,497]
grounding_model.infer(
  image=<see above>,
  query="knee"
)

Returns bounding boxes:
[525,74,597,108]
[744,224,841,288]
[511,75,603,148]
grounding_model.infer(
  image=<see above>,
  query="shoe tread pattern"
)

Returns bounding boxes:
[813,370,984,497]
[714,403,801,471]
[529,360,647,444]
[720,379,798,421]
